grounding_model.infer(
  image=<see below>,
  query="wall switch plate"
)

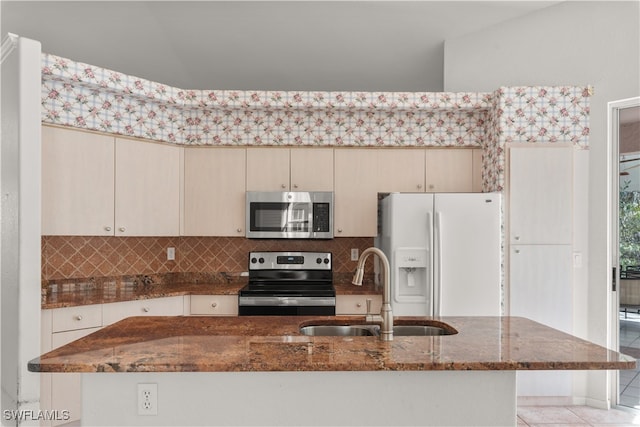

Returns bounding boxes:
[351,248,359,261]
[137,383,158,416]
[167,247,175,261]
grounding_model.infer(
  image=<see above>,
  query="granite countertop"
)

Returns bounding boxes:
[28,315,635,373]
[41,278,380,309]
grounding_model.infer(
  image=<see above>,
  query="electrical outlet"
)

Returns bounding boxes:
[351,248,359,261]
[167,247,175,261]
[137,383,158,416]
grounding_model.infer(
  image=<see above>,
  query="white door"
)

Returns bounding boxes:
[435,193,502,316]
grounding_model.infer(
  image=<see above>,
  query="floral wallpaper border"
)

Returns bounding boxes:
[39,53,592,192]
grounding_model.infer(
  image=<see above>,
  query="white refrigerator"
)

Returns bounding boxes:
[377,192,502,316]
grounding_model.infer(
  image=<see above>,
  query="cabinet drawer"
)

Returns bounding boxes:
[335,295,382,315]
[190,295,238,316]
[102,296,185,325]
[51,305,103,333]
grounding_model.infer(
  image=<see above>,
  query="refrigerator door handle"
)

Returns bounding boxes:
[426,211,434,315]
[434,211,442,317]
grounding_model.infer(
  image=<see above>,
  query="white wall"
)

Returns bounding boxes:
[443,0,640,406]
[1,35,42,425]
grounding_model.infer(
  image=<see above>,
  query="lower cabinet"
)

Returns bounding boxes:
[189,295,239,316]
[102,296,185,325]
[40,297,186,426]
[335,295,382,315]
[41,305,103,426]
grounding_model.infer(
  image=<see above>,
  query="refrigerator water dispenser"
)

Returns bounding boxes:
[393,248,429,307]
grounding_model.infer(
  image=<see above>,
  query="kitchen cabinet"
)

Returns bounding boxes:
[41,126,115,236]
[42,127,181,236]
[102,296,185,325]
[425,149,475,192]
[114,138,181,236]
[189,295,238,316]
[334,149,380,237]
[41,304,103,426]
[246,147,334,191]
[377,149,425,192]
[335,295,382,315]
[508,146,572,244]
[184,147,246,236]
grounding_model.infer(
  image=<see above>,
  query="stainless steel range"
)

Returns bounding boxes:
[238,251,336,316]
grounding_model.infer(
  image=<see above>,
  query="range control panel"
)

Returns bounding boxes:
[249,252,332,270]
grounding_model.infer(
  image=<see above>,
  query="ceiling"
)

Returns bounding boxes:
[2,1,560,92]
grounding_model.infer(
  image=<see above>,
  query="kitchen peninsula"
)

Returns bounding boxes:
[29,315,634,427]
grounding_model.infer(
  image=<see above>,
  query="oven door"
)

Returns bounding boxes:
[238,296,336,316]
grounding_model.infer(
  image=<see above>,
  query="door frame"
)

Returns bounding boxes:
[609,96,640,407]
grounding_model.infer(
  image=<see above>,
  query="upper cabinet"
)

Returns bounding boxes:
[42,126,115,236]
[184,148,246,236]
[114,138,181,236]
[42,126,181,236]
[508,146,572,245]
[334,149,379,237]
[246,147,333,191]
[377,149,425,193]
[425,149,475,193]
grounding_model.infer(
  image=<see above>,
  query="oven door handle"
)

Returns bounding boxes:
[238,296,336,306]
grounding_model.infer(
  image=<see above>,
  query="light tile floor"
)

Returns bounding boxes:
[516,315,640,426]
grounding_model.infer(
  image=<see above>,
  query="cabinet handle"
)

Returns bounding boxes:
[75,315,83,321]
[119,227,126,232]
[142,307,150,313]
[104,226,112,232]
[211,302,218,308]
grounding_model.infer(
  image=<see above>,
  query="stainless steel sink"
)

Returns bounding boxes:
[299,325,378,336]
[393,325,452,336]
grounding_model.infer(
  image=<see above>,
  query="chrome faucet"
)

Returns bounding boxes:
[352,247,393,341]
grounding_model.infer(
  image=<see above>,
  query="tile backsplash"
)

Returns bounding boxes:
[42,236,374,283]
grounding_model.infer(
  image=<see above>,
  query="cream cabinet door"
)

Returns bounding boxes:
[335,295,382,315]
[334,149,379,237]
[509,146,572,245]
[102,296,185,325]
[246,147,290,191]
[190,295,239,316]
[377,149,426,193]
[41,126,115,235]
[425,149,474,192]
[115,138,181,236]
[184,147,246,236]
[290,148,334,191]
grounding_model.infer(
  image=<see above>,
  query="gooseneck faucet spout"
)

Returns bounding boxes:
[352,247,393,341]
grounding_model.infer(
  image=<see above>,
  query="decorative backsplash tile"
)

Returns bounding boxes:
[42,236,374,283]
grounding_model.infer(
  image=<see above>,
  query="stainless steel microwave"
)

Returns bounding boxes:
[245,191,333,239]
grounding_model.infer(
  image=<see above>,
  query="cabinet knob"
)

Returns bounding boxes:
[119,227,126,232]
[75,315,83,321]
[211,302,218,308]
[104,226,112,232]
[293,184,298,189]
[236,228,242,233]
[142,307,150,313]
[514,236,520,241]
[356,303,362,308]
[514,249,521,254]
[428,184,435,190]
[337,228,343,233]
[417,184,423,189]
[281,184,286,189]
